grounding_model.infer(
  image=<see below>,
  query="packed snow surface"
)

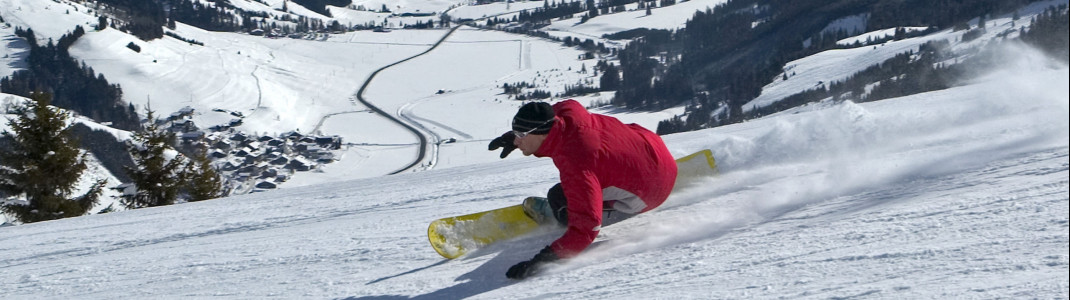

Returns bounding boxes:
[1,55,1066,298]
[0,0,1068,298]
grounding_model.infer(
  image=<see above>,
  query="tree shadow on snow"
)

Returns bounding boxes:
[345,230,560,300]
[3,35,30,70]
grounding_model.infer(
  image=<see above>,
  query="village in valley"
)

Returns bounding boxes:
[145,106,343,194]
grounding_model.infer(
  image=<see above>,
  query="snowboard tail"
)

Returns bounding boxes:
[427,204,540,259]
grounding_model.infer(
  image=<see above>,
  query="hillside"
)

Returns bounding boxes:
[0,57,1066,297]
[0,0,1064,191]
[0,0,1067,297]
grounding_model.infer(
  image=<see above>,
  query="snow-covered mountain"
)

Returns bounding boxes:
[0,0,692,205]
[1,55,1066,297]
[0,0,1067,298]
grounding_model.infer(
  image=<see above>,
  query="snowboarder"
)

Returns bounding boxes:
[488,100,678,279]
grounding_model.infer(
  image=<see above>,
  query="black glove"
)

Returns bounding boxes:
[488,131,517,159]
[506,246,558,279]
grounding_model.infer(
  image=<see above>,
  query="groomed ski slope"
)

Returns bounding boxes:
[1,44,1067,298]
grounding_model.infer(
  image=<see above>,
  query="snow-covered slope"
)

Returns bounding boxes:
[0,54,1065,297]
[1,0,1068,296]
[202,0,467,27]
[3,0,1057,185]
[1,0,672,182]
[747,0,1065,112]
[543,0,730,37]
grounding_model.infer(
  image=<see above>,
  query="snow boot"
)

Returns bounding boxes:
[522,197,558,225]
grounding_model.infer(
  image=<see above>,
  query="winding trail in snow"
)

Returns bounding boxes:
[399,104,474,140]
[251,65,262,108]
[350,25,464,175]
[309,109,371,134]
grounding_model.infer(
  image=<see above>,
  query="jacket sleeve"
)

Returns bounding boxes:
[548,102,603,258]
[549,166,603,258]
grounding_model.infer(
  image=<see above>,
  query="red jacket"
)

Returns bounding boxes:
[534,100,678,257]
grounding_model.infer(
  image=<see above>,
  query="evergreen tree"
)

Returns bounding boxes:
[0,92,104,223]
[97,16,108,30]
[599,62,620,91]
[122,109,185,209]
[182,150,228,202]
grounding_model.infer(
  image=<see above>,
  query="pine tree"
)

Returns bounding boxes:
[599,62,620,91]
[0,92,104,223]
[182,150,228,202]
[122,109,185,209]
[97,16,108,30]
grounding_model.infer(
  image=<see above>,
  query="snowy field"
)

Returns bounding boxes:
[1,0,686,181]
[0,0,697,219]
[0,53,1066,298]
[0,0,1068,297]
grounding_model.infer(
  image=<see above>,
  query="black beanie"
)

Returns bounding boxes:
[512,102,555,135]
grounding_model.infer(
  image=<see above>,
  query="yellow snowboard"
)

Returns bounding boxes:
[428,204,540,259]
[427,149,717,259]
[674,148,718,181]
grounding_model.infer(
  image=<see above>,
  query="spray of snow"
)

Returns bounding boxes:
[563,42,1069,271]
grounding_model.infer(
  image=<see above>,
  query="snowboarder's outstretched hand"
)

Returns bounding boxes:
[506,246,558,279]
[488,132,518,159]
